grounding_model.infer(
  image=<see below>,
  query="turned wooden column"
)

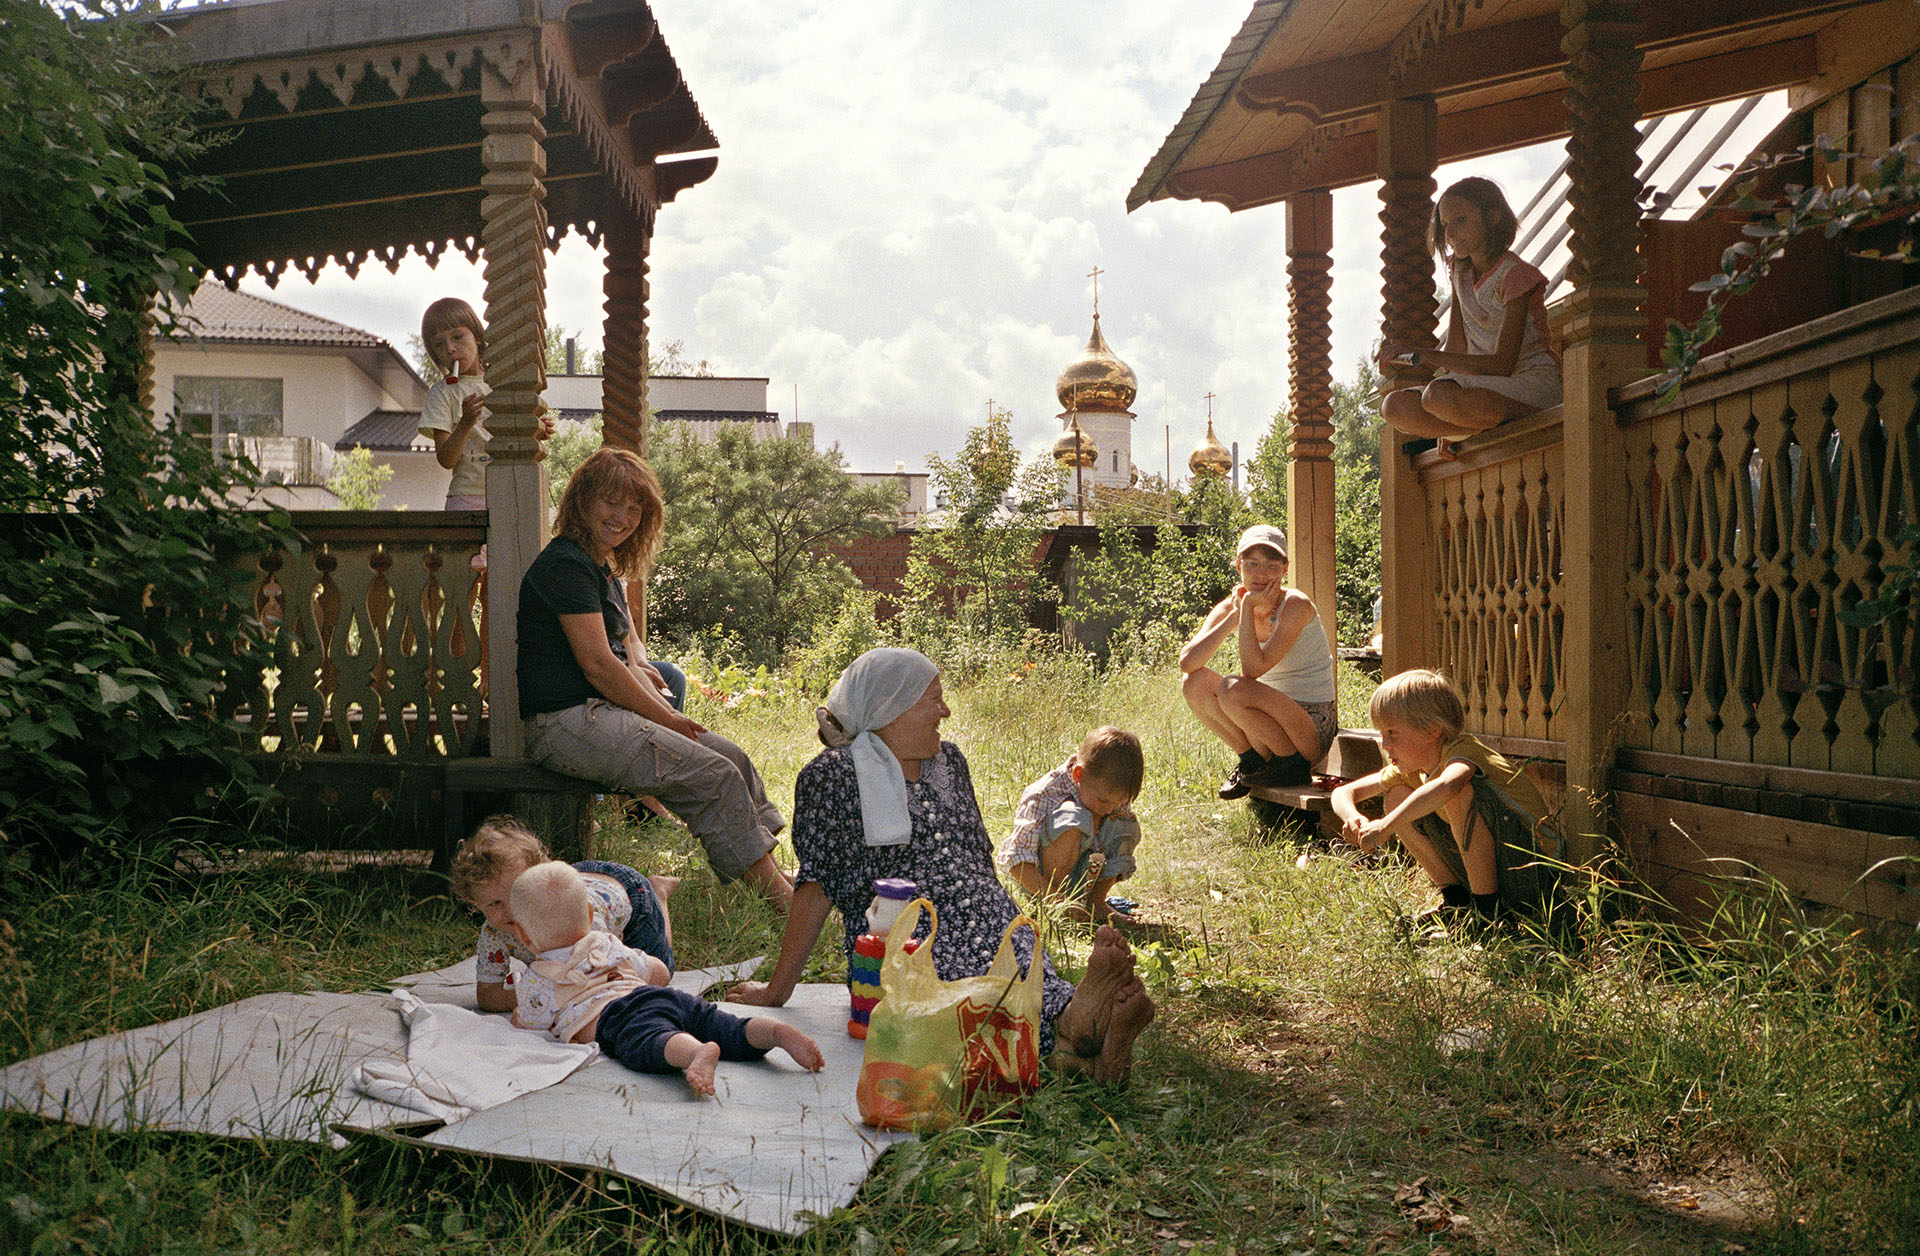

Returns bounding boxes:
[1559,0,1646,854]
[1376,96,1440,678]
[1284,189,1339,652]
[478,40,551,758]
[601,210,652,456]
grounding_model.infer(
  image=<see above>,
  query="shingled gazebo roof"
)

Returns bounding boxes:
[152,0,717,286]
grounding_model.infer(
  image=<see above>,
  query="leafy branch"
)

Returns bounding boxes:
[1657,129,1920,408]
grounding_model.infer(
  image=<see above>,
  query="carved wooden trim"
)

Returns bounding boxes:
[1286,192,1334,463]
[184,32,537,119]
[480,47,549,468]
[601,211,651,455]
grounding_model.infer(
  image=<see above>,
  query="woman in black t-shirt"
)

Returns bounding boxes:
[517,447,795,909]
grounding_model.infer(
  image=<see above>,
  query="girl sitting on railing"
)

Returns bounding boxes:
[1377,177,1561,459]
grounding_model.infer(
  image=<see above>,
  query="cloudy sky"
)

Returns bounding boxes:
[242,1,1785,479]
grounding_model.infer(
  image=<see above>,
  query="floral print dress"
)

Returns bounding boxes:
[792,741,1075,1054]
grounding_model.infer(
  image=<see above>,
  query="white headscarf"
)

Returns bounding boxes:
[816,647,940,847]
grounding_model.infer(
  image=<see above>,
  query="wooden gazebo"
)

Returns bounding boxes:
[1132,0,1920,927]
[143,0,713,842]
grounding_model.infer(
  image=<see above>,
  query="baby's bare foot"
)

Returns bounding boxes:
[1052,926,1133,1060]
[1092,976,1155,1085]
[773,1022,825,1072]
[683,1041,722,1096]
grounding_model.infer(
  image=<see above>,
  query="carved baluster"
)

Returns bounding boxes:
[1715,396,1761,764]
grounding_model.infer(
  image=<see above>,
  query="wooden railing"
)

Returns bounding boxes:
[228,511,489,758]
[1613,286,1920,779]
[1413,407,1566,744]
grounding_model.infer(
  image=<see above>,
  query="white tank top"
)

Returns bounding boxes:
[1256,605,1336,704]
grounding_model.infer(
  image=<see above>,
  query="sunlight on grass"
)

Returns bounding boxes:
[2,651,1915,1255]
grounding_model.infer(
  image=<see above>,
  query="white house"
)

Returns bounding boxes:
[154,284,433,508]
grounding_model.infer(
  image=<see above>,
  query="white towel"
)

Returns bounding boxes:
[349,989,595,1122]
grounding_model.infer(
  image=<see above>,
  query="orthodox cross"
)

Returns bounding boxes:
[1087,264,1104,318]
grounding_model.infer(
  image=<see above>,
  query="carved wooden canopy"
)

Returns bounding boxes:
[1128,0,1909,213]
[149,0,717,285]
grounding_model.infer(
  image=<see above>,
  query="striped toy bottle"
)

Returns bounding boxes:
[848,878,918,1038]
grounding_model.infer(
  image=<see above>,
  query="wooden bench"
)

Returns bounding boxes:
[442,757,598,867]
[1246,730,1384,837]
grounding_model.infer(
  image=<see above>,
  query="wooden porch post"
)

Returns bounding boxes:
[602,209,655,635]
[1285,189,1339,650]
[601,211,651,457]
[479,42,552,760]
[1559,0,1646,854]
[1376,96,1439,678]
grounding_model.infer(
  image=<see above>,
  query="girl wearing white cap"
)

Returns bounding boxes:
[728,647,1155,1083]
[1179,524,1339,799]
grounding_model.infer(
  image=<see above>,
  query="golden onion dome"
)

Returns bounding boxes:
[1052,413,1098,468]
[1055,314,1137,413]
[1189,418,1231,477]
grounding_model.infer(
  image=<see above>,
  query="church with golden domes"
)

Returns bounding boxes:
[1053,302,1137,493]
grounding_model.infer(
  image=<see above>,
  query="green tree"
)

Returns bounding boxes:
[1244,403,1290,524]
[647,424,902,662]
[901,404,1063,654]
[1,0,289,864]
[1329,362,1385,645]
[326,447,394,510]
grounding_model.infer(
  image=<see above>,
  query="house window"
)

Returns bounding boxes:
[1112,450,1120,474]
[174,377,283,448]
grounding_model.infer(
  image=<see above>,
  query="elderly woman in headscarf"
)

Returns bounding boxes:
[728,648,1154,1082]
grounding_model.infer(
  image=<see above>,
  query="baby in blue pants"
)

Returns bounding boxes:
[508,862,824,1095]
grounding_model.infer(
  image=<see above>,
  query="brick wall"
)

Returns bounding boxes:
[820,529,916,617]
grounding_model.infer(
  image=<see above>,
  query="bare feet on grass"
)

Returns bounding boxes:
[1093,975,1154,1084]
[748,1018,826,1073]
[649,873,681,900]
[682,1041,723,1097]
[1052,926,1136,1064]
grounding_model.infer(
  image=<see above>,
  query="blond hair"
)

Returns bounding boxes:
[1369,668,1466,738]
[1076,726,1144,798]
[553,446,666,578]
[509,861,592,953]
[420,297,485,373]
[449,814,548,905]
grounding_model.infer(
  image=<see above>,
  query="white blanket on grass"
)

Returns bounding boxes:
[348,988,597,1122]
[0,958,909,1236]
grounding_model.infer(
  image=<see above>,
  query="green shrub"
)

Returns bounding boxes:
[0,0,290,866]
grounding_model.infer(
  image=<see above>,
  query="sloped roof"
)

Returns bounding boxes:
[170,284,389,349]
[1129,0,1864,213]
[148,0,719,286]
[338,409,433,453]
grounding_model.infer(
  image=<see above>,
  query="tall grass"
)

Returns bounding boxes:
[2,651,1915,1255]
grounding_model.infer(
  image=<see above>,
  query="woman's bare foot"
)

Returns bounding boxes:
[1051,926,1134,1061]
[1092,976,1155,1084]
[682,1041,722,1096]
[649,873,681,900]
[750,1019,825,1072]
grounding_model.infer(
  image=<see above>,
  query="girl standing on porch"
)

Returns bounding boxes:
[418,296,555,512]
[1377,177,1561,456]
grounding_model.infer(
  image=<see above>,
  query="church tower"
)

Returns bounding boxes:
[1054,272,1136,491]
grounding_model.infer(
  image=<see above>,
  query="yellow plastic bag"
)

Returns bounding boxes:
[855,898,1043,1131]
